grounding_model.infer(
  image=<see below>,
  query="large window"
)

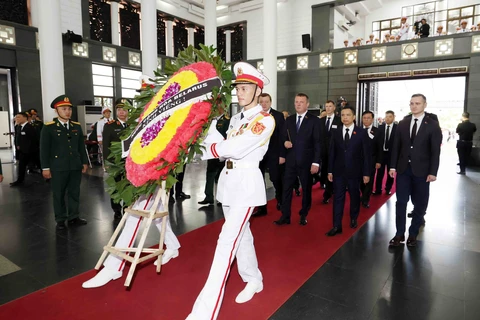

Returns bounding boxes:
[0,0,28,25]
[89,0,112,43]
[92,64,114,107]
[121,68,142,99]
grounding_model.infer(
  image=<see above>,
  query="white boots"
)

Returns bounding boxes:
[82,267,122,288]
[154,249,179,266]
[235,282,263,303]
[82,249,179,289]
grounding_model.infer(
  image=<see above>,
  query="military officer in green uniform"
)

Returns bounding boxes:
[28,108,43,173]
[103,99,128,219]
[198,111,230,205]
[40,95,89,230]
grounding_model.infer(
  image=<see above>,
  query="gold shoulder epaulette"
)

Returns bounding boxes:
[71,121,81,125]
[45,121,55,125]
[224,113,230,120]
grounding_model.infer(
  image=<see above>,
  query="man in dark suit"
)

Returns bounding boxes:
[11,112,39,186]
[275,93,321,226]
[326,106,371,236]
[456,112,477,175]
[374,110,397,195]
[389,94,442,247]
[319,100,341,204]
[419,18,430,37]
[256,93,285,216]
[103,100,129,219]
[360,111,381,208]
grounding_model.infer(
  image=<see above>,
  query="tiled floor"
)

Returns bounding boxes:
[0,142,479,320]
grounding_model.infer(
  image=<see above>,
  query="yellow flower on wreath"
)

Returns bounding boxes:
[131,105,193,164]
[141,70,199,119]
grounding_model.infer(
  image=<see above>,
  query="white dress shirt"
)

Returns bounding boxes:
[343,123,354,140]
[410,113,425,137]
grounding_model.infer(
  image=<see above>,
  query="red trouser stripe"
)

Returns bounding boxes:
[210,207,252,320]
[117,194,154,271]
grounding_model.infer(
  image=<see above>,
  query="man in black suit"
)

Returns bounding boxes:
[326,106,371,236]
[374,110,397,195]
[360,111,381,208]
[419,18,430,38]
[319,100,341,203]
[11,112,38,186]
[389,94,442,247]
[456,112,477,175]
[256,93,285,216]
[275,93,321,226]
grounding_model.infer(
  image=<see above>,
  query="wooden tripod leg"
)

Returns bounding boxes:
[124,187,164,287]
[94,208,131,270]
[156,183,168,271]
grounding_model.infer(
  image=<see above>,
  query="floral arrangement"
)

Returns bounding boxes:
[105,45,233,206]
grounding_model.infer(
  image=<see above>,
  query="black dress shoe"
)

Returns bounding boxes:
[69,218,87,226]
[294,189,301,196]
[276,202,282,211]
[389,235,405,246]
[299,216,307,226]
[176,192,191,200]
[56,222,66,230]
[273,218,290,225]
[457,171,466,175]
[406,236,417,247]
[114,212,122,219]
[372,191,380,196]
[322,198,330,204]
[385,190,392,195]
[9,180,23,187]
[326,227,342,236]
[362,202,370,209]
[198,199,214,205]
[350,219,358,228]
[216,201,222,206]
[253,208,267,217]
[407,211,413,218]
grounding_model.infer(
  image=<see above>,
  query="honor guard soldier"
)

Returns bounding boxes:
[40,95,89,230]
[28,108,43,173]
[198,107,230,206]
[103,99,129,219]
[186,62,274,320]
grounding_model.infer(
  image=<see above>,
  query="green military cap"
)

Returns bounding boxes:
[114,98,125,109]
[51,95,73,109]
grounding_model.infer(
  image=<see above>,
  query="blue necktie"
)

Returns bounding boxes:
[296,116,302,132]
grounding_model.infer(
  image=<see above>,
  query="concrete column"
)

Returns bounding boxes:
[111,0,120,46]
[187,26,195,47]
[263,0,277,108]
[204,0,217,48]
[141,0,157,77]
[225,29,232,62]
[165,18,174,57]
[32,0,65,121]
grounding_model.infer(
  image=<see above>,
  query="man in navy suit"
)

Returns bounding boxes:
[318,100,341,203]
[256,93,286,216]
[389,94,442,247]
[374,110,397,195]
[326,106,371,236]
[275,93,321,226]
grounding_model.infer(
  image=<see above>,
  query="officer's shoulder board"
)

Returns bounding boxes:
[107,120,115,125]
[45,121,55,125]
[224,113,230,120]
[71,121,81,125]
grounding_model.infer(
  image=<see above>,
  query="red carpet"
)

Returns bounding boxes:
[0,185,393,320]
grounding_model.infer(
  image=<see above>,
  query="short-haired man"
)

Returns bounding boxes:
[256,92,285,216]
[275,93,321,226]
[419,18,430,37]
[186,62,275,320]
[374,111,397,195]
[40,95,89,230]
[319,100,341,203]
[326,106,371,236]
[456,112,477,175]
[389,94,442,247]
[10,112,38,186]
[360,110,381,208]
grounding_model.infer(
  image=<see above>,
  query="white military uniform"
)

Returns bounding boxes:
[101,190,180,272]
[187,103,275,319]
[397,22,410,40]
